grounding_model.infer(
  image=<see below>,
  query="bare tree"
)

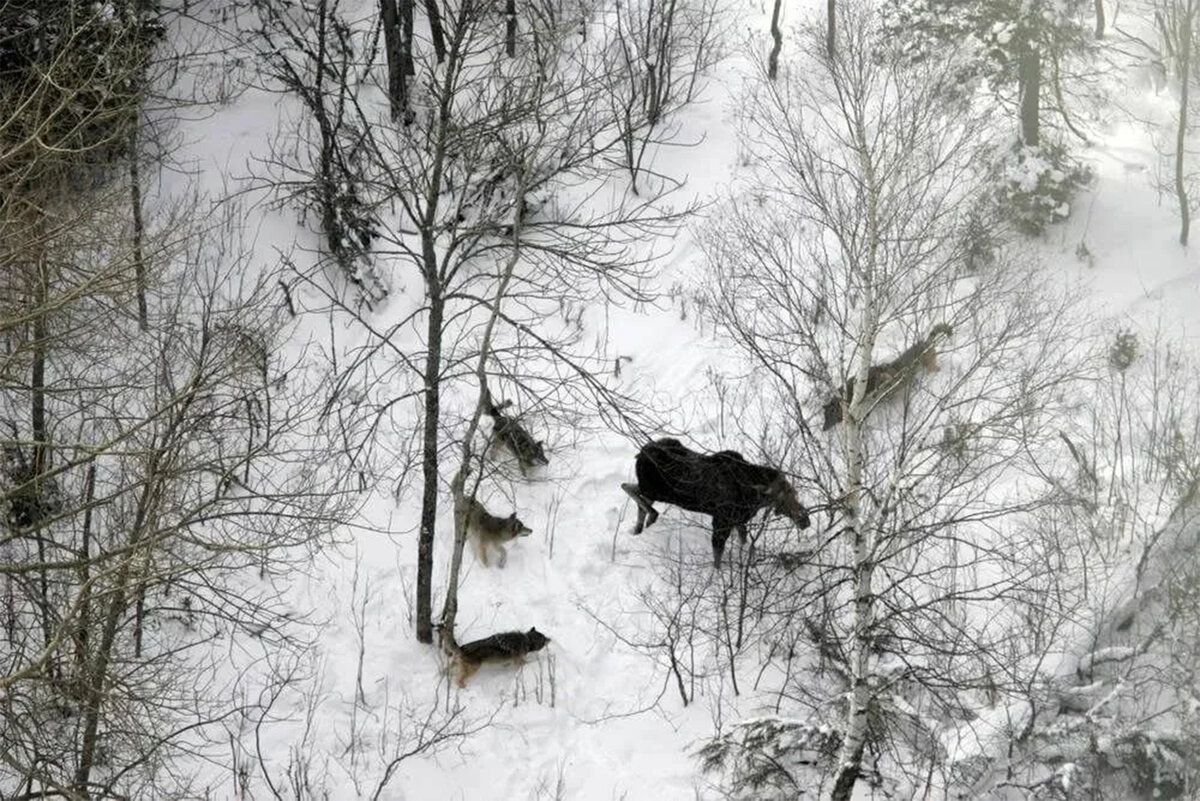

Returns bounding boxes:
[311,0,680,644]
[962,329,1200,799]
[696,7,1092,798]
[0,13,357,793]
[245,0,386,304]
[1,194,356,796]
[601,0,724,193]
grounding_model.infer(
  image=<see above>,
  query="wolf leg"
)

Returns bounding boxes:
[458,659,480,687]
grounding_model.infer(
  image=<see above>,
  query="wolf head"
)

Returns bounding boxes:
[528,440,549,466]
[822,397,843,430]
[524,627,550,652]
[504,513,533,540]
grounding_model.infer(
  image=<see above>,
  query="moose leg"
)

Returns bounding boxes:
[736,523,749,543]
[621,482,658,533]
[711,523,734,568]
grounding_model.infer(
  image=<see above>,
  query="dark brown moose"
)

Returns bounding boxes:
[621,438,810,567]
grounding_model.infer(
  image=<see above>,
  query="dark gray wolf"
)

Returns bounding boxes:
[823,323,953,430]
[484,389,549,476]
[443,627,551,687]
[463,496,532,568]
[620,438,811,567]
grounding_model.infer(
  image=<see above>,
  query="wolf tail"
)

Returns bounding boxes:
[435,623,462,658]
[927,322,953,342]
[482,385,498,418]
[436,624,472,687]
[481,384,513,419]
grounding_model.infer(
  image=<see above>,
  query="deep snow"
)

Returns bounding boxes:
[145,1,1200,798]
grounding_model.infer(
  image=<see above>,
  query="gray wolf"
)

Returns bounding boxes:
[822,323,953,430]
[484,389,549,476]
[464,495,532,567]
[443,627,551,687]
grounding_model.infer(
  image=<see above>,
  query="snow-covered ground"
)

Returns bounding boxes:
[145,1,1200,798]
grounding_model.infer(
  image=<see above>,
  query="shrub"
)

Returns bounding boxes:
[995,142,1092,236]
[1108,330,1138,372]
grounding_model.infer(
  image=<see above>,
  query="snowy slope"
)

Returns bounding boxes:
[146,1,1200,798]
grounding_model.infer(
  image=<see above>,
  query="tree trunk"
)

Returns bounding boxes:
[829,332,878,800]
[830,518,876,800]
[830,111,881,801]
[424,0,447,63]
[31,254,52,663]
[441,170,528,641]
[414,20,461,645]
[380,0,405,120]
[401,0,415,77]
[415,258,444,645]
[314,0,347,265]
[74,433,170,793]
[75,463,96,674]
[768,0,784,80]
[826,0,835,60]
[1094,0,1105,38]
[129,128,148,331]
[505,0,516,57]
[1018,43,1040,146]
[1177,0,1194,246]
[75,541,137,794]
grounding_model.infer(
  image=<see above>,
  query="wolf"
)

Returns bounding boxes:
[822,323,953,430]
[463,495,532,568]
[484,389,549,476]
[442,627,551,687]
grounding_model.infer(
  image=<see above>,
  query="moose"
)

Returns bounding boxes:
[621,438,811,567]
